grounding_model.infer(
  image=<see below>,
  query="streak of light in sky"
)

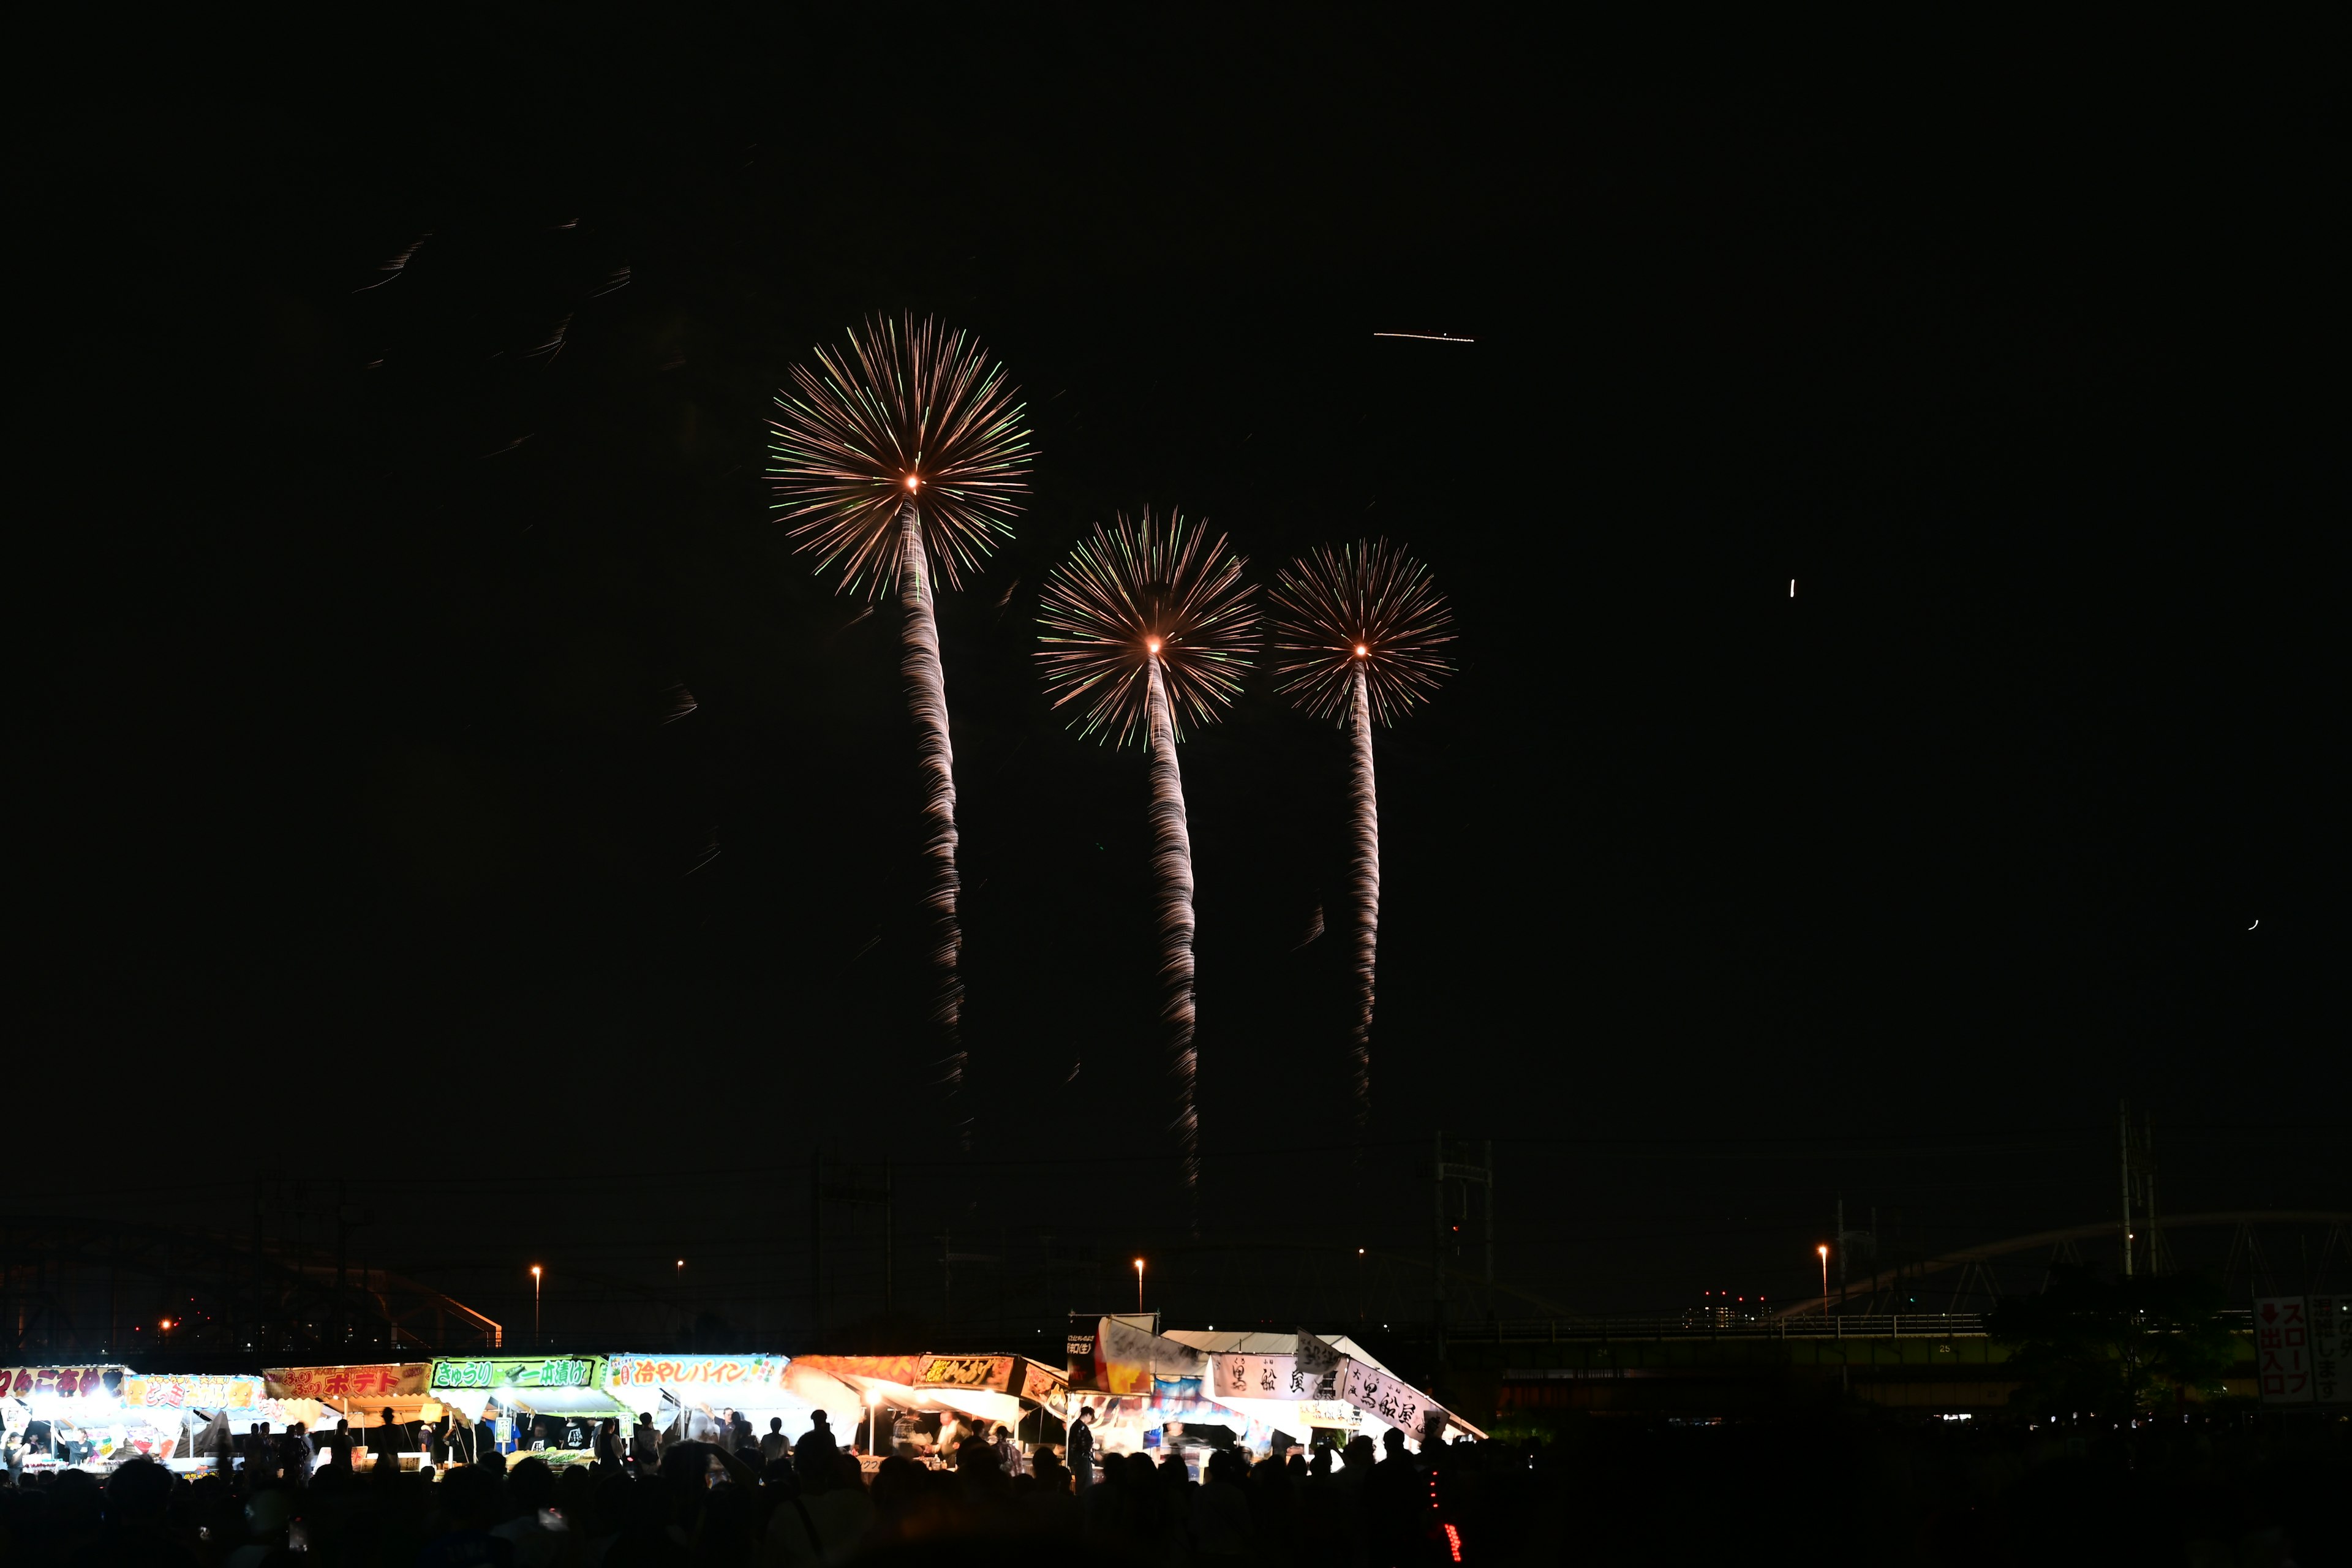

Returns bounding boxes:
[1372,331,1475,342]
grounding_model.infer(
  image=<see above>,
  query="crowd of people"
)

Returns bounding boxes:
[0,1404,1536,1568]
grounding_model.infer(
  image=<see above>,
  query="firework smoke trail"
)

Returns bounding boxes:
[1144,655,1200,1194]
[769,316,1031,1148]
[897,502,966,1114]
[1268,539,1452,1149]
[1345,661,1379,1138]
[1036,509,1259,1212]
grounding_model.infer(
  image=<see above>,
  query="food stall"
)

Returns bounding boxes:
[783,1352,1070,1463]
[263,1363,439,1468]
[1062,1319,1482,1466]
[427,1355,634,1464]
[123,1373,327,1472]
[4,1365,140,1471]
[603,1353,809,1449]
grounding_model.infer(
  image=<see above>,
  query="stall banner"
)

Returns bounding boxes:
[788,1353,932,1389]
[608,1356,786,1392]
[1212,1353,1297,1401]
[917,1355,1015,1392]
[1212,1348,1343,1403]
[2256,1297,2314,1404]
[1295,1330,1346,1394]
[2313,1296,2348,1405]
[1339,1360,1437,1434]
[1068,1316,1205,1395]
[265,1365,428,1401]
[3,1367,127,1399]
[1018,1358,1070,1419]
[123,1376,261,1411]
[431,1357,603,1392]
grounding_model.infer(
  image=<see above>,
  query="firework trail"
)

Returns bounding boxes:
[1038,510,1259,1203]
[1269,539,1452,1142]
[1144,655,1199,1186]
[770,316,1032,1136]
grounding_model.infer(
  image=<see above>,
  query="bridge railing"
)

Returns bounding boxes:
[1422,1306,2255,1344]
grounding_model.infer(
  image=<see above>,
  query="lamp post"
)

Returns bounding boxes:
[1817,1245,1830,1317]
[532,1265,544,1346]
[1134,1259,1145,1315]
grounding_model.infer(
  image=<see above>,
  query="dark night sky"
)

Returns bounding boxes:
[19,25,2340,1337]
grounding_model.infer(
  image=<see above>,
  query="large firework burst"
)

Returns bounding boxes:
[769,315,1033,1134]
[1037,510,1260,1199]
[1268,539,1453,1142]
[770,315,1033,595]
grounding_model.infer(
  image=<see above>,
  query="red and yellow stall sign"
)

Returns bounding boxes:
[264,1364,429,1401]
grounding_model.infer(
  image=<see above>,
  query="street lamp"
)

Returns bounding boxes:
[1817,1245,1830,1317]
[1134,1259,1145,1314]
[532,1265,544,1346]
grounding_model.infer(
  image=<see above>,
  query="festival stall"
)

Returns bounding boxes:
[1061,1318,1482,1465]
[263,1363,439,1468]
[2,1366,141,1471]
[123,1373,328,1472]
[602,1353,807,1447]
[783,1352,1071,1461]
[427,1355,633,1463]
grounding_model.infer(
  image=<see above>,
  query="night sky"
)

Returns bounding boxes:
[21,28,2338,1342]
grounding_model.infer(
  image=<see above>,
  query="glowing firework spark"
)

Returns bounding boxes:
[1037,510,1260,1199]
[1268,539,1453,1141]
[769,315,1033,1133]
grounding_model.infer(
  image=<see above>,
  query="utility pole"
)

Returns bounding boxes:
[1483,1139,1496,1294]
[1836,1196,1847,1311]
[1432,1131,1447,1363]
[810,1150,823,1345]
[1433,1132,1496,1360]
[336,1181,350,1352]
[2119,1098,2135,1279]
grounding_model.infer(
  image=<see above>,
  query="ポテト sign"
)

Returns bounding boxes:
[265,1365,428,1401]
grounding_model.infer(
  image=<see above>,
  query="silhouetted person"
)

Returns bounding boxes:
[761,1417,790,1464]
[1368,1428,1425,1568]
[1068,1407,1097,1499]
[630,1411,661,1475]
[796,1409,839,1471]
[369,1407,404,1472]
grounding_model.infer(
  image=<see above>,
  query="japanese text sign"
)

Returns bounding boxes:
[2256,1297,2313,1404]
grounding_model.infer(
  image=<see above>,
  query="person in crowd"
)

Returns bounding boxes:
[1193,1448,1254,1567]
[761,1416,791,1464]
[796,1408,839,1470]
[325,1417,354,1471]
[726,1407,753,1453]
[630,1410,661,1476]
[490,1455,565,1568]
[369,1407,405,1472]
[1067,1407,1097,1498]
[594,1416,625,1471]
[2,1423,23,1485]
[1368,1427,1425,1568]
[252,1422,276,1480]
[992,1424,1023,1477]
[282,1421,314,1485]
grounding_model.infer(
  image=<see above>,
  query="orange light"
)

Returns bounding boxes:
[1354,644,1368,656]
[1818,1245,1828,1257]
[531,1266,542,1278]
[1146,638,1162,655]
[904,475,919,491]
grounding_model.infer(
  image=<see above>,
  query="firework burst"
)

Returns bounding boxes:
[1268,539,1453,1143]
[769,316,1034,1136]
[1037,510,1260,1199]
